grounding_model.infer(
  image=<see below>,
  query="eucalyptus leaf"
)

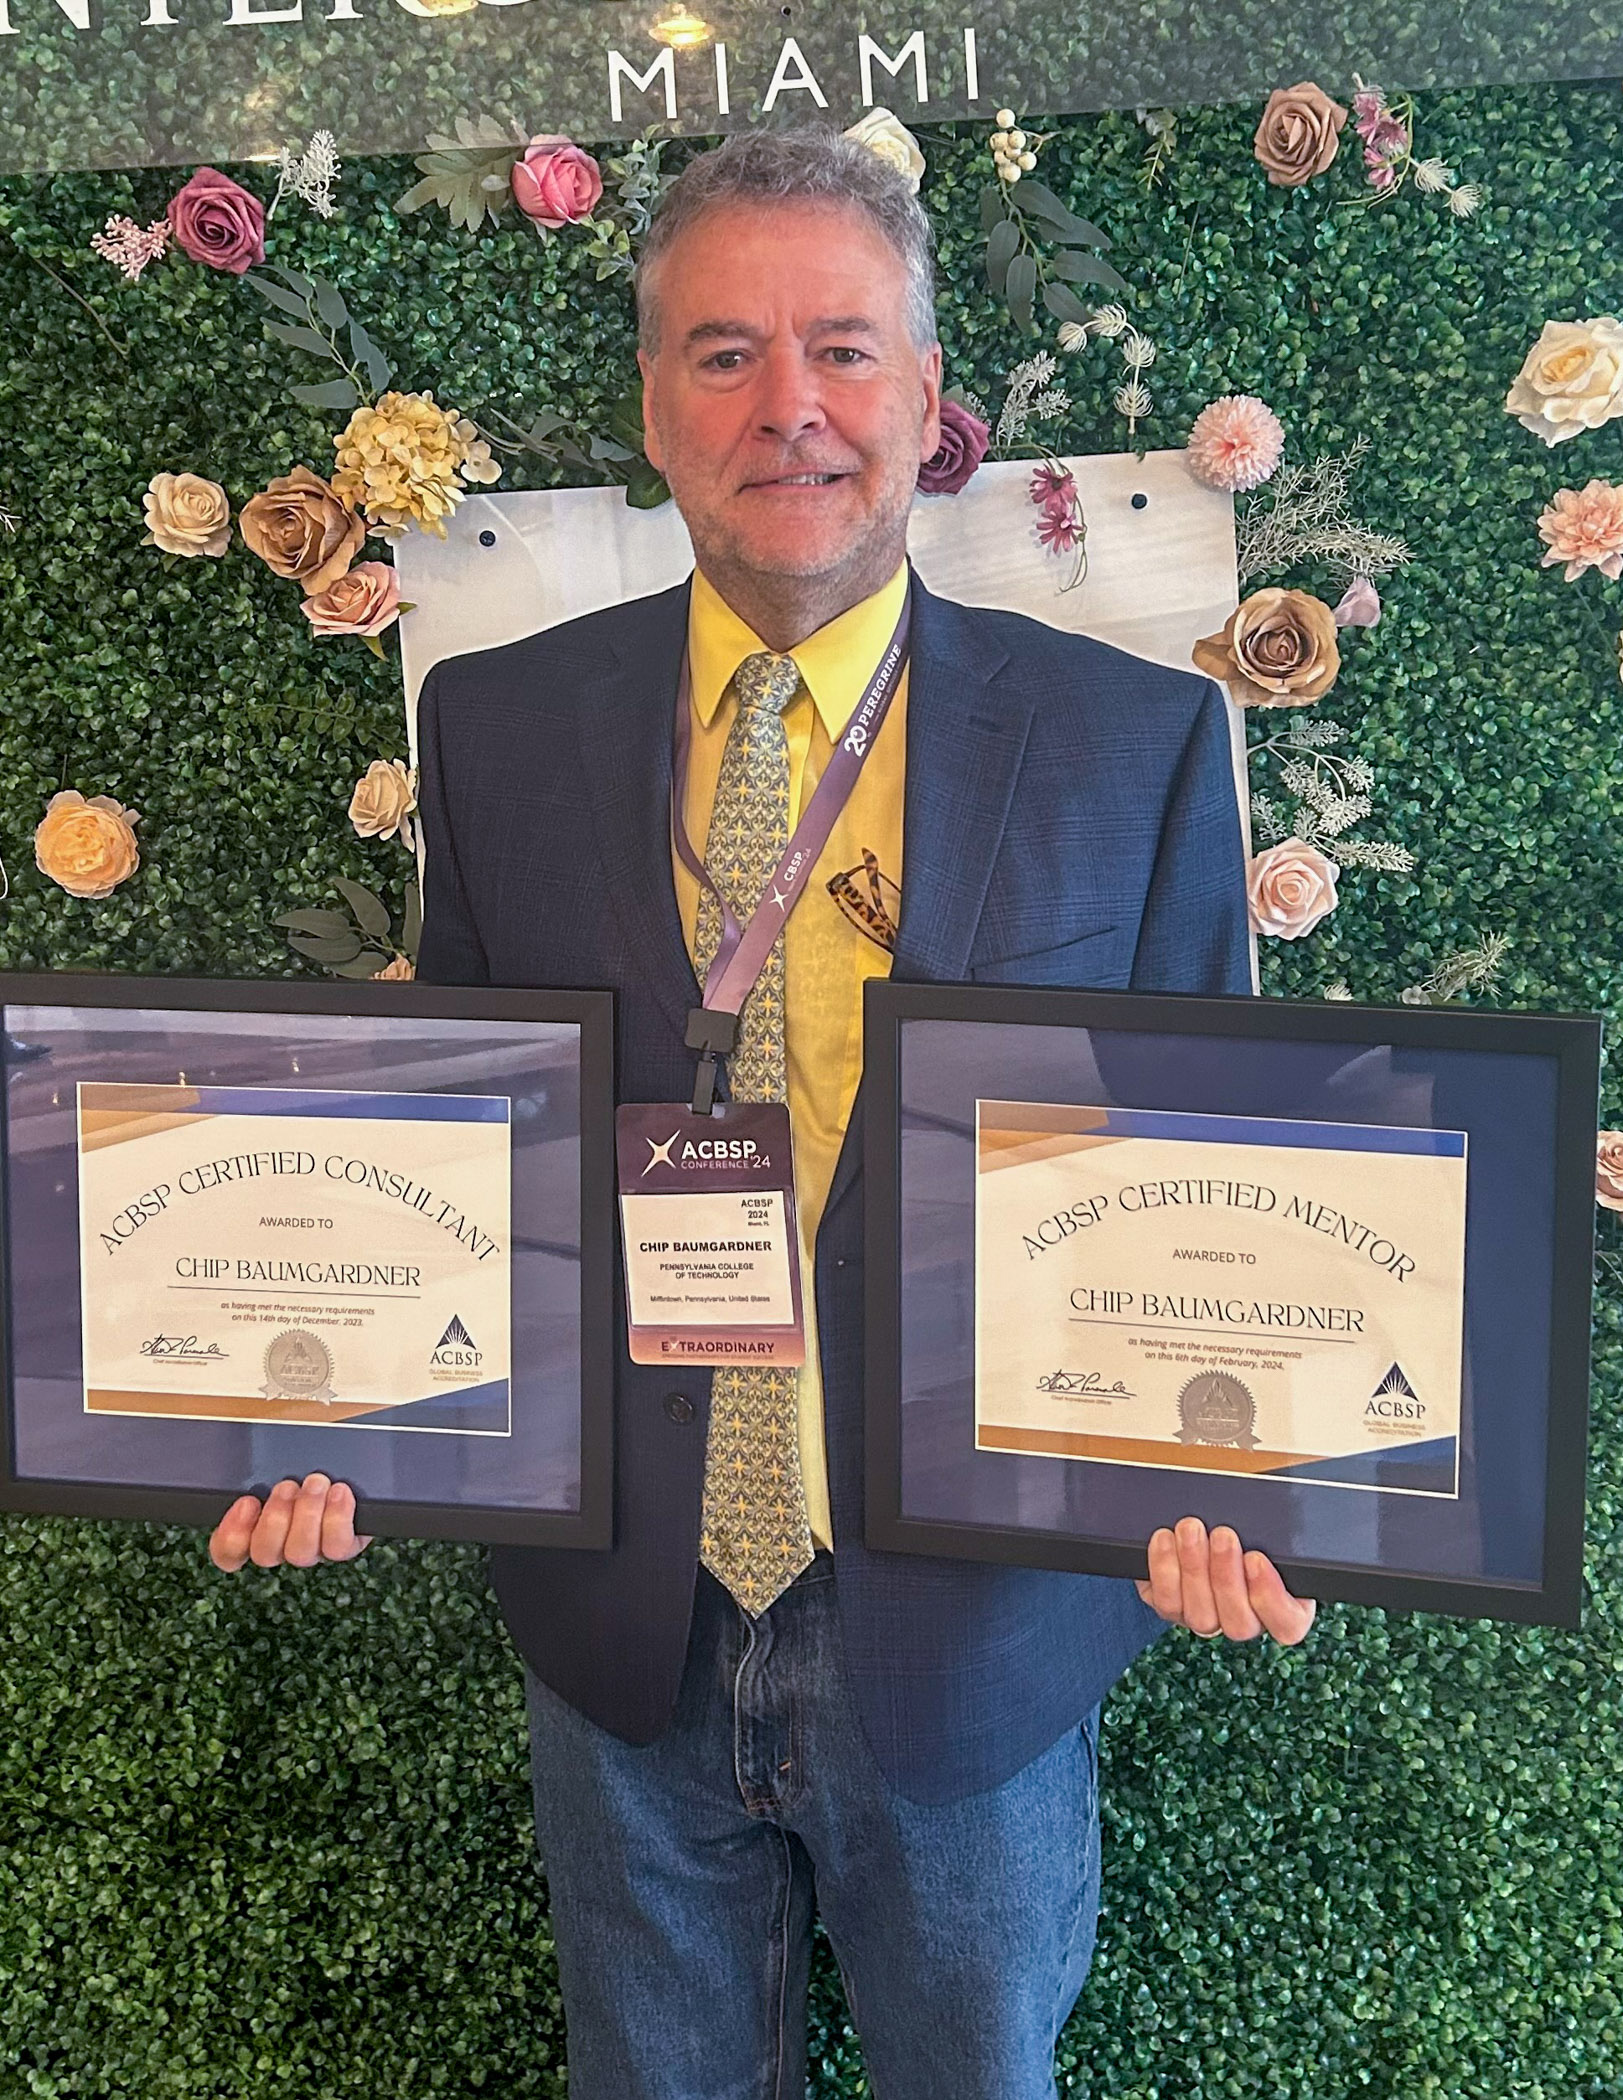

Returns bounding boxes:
[1016,180,1111,249]
[1042,281,1094,327]
[1049,250,1130,293]
[312,277,349,330]
[1006,252,1038,333]
[348,318,393,395]
[979,186,1008,234]
[290,378,360,410]
[333,876,392,940]
[331,953,391,980]
[288,931,366,964]
[263,320,335,360]
[986,217,1019,297]
[275,907,356,937]
[267,263,316,298]
[244,272,313,321]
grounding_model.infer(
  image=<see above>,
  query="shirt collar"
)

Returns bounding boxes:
[687,561,910,741]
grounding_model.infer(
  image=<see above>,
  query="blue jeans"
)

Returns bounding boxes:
[524,1555,1102,2099]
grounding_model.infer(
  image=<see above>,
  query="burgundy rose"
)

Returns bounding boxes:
[167,167,265,275]
[917,400,990,496]
[512,137,604,229]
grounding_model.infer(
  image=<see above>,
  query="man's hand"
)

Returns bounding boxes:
[1135,1517,1316,1645]
[208,1473,373,1572]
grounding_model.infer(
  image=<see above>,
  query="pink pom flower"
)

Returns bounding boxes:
[512,136,604,229]
[167,167,265,275]
[1537,479,1623,582]
[1185,395,1286,493]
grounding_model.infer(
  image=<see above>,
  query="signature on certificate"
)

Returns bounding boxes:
[139,1333,228,1362]
[1034,1369,1134,1400]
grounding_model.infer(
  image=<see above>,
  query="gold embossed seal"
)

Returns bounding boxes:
[261,1329,336,1405]
[1175,1370,1259,1448]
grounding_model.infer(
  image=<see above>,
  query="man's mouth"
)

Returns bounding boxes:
[746,471,848,488]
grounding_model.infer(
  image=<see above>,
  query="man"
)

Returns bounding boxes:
[211,130,1314,2097]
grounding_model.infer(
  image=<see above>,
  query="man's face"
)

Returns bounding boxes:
[638,201,942,591]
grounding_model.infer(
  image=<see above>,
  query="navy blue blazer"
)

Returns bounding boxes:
[415,571,1252,1804]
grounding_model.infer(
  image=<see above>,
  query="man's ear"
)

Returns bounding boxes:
[918,341,944,464]
[636,351,665,473]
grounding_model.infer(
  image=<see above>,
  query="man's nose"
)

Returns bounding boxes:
[753,351,827,445]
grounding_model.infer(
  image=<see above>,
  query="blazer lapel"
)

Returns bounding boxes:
[822,580,1031,1231]
[576,579,702,1044]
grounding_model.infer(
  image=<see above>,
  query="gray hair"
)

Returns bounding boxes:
[635,127,938,354]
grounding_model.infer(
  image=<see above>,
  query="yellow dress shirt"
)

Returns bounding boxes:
[675,561,909,1548]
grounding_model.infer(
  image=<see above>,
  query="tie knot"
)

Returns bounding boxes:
[734,651,801,718]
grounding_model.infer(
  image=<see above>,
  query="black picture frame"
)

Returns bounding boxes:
[864,981,1600,1627]
[0,972,616,1550]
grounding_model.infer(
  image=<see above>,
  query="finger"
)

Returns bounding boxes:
[1208,1526,1265,1640]
[281,1472,333,1567]
[1175,1517,1221,1636]
[1244,1550,1319,1646]
[319,1482,373,1563]
[1143,1527,1184,1623]
[248,1477,300,1567]
[209,1495,262,1572]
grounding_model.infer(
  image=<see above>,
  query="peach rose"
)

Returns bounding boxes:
[348,759,417,850]
[142,471,231,557]
[34,790,141,900]
[301,561,402,638]
[1597,1133,1623,1212]
[512,137,603,229]
[1247,839,1339,940]
[1193,587,1341,708]
[239,466,365,596]
[1253,82,1348,186]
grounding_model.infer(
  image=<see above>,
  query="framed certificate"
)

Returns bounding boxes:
[864,982,1600,1626]
[0,974,615,1548]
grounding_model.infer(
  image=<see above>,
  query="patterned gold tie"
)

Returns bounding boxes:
[691,649,817,1615]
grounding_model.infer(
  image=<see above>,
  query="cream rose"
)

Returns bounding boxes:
[1247,838,1340,940]
[142,471,231,558]
[1193,587,1341,708]
[1597,1133,1623,1212]
[34,790,141,900]
[1506,318,1623,447]
[843,108,926,192]
[348,759,417,850]
[239,466,366,595]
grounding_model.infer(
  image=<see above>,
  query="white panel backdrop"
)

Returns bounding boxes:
[394,449,1255,982]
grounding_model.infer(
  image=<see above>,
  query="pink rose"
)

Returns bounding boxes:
[917,400,990,496]
[1597,1133,1623,1212]
[512,137,604,229]
[301,561,402,638]
[1247,838,1340,939]
[167,167,265,275]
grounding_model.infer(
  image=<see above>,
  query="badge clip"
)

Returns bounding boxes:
[686,1006,740,1116]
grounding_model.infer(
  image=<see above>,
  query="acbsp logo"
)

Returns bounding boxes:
[430,1315,482,1371]
[643,1133,766,1173]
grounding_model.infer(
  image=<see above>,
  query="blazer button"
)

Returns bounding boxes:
[663,1393,695,1424]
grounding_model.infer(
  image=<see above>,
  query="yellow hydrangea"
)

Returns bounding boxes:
[331,389,501,538]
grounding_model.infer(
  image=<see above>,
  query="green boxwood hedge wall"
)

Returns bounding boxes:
[2,79,1621,2098]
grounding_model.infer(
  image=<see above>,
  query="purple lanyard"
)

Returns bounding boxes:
[671,588,911,1026]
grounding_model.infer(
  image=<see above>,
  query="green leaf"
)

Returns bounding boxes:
[1049,250,1130,293]
[393,175,441,217]
[979,185,1008,234]
[348,318,394,396]
[263,319,334,360]
[1016,180,1111,248]
[1042,281,1094,328]
[402,883,423,961]
[275,907,356,937]
[985,218,1019,297]
[244,271,313,321]
[333,876,391,940]
[291,378,359,411]
[288,931,366,964]
[623,458,672,509]
[605,387,647,454]
[330,953,392,980]
[1006,252,1038,333]
[587,434,636,462]
[267,263,316,298]
[311,277,349,330]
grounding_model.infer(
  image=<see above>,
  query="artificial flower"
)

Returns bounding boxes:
[917,400,990,496]
[1193,588,1341,708]
[1186,395,1285,492]
[843,108,926,192]
[301,560,403,637]
[1333,576,1382,627]
[239,466,365,595]
[1597,1132,1623,1212]
[141,471,231,558]
[1505,318,1623,446]
[167,166,265,275]
[91,214,170,283]
[348,758,417,850]
[331,390,500,538]
[512,136,604,229]
[34,790,140,900]
[1253,82,1348,187]
[1247,838,1340,939]
[1537,479,1623,581]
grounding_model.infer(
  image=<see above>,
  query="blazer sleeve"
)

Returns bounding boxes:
[415,664,492,988]
[1129,677,1251,997]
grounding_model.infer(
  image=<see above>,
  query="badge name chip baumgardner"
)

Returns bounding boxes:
[974,1101,1467,1498]
[77,1082,513,1436]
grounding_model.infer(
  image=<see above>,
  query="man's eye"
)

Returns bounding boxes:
[826,347,869,365]
[704,350,747,371]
